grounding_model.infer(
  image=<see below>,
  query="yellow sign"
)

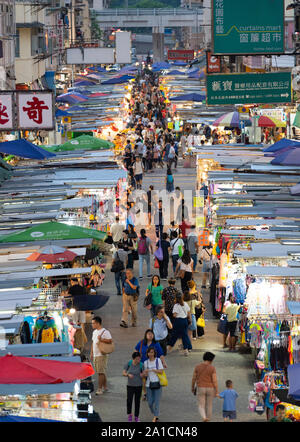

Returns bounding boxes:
[193,197,204,208]
[62,116,72,124]
[196,216,205,228]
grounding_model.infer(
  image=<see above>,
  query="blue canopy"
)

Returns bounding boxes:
[170,92,206,102]
[56,92,88,104]
[67,106,83,112]
[187,67,199,74]
[188,71,205,79]
[152,61,172,70]
[102,74,134,85]
[55,109,70,117]
[287,301,300,315]
[288,363,300,400]
[172,61,188,66]
[74,80,96,86]
[263,138,300,152]
[166,70,186,75]
[0,139,56,160]
[0,415,65,422]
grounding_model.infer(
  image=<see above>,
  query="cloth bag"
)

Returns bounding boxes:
[217,313,228,334]
[97,329,115,355]
[197,315,205,328]
[154,241,164,261]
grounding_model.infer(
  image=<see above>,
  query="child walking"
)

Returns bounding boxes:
[218,380,238,422]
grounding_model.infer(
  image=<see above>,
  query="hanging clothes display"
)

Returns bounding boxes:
[32,312,59,343]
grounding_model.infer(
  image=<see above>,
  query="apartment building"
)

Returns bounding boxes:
[0,0,15,90]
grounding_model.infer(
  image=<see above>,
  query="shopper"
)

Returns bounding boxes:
[135,329,167,371]
[200,245,212,289]
[145,275,164,317]
[121,229,135,270]
[167,292,192,356]
[133,156,144,190]
[187,280,205,339]
[123,351,144,422]
[170,231,185,274]
[186,225,199,272]
[165,167,174,193]
[143,347,164,423]
[90,316,113,395]
[120,269,140,328]
[154,199,164,239]
[174,249,194,292]
[150,305,172,355]
[137,228,153,279]
[269,404,292,422]
[225,295,241,352]
[183,290,201,343]
[161,278,180,323]
[156,232,170,281]
[191,352,219,422]
[218,380,239,422]
[147,185,154,226]
[110,216,126,245]
[112,242,127,296]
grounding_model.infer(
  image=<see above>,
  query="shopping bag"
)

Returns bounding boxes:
[154,241,164,261]
[197,315,205,328]
[157,370,168,387]
[217,313,228,334]
[154,258,160,269]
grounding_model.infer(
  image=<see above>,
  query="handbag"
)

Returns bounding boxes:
[154,240,164,261]
[217,313,228,334]
[154,258,160,269]
[143,286,152,310]
[97,329,115,355]
[178,269,185,279]
[132,250,139,261]
[104,235,113,245]
[110,252,125,273]
[148,359,162,390]
[197,315,205,328]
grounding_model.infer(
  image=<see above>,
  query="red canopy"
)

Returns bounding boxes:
[0,354,94,384]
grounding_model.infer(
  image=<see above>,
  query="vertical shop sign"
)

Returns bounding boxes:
[17,92,54,130]
[212,0,284,55]
[0,93,14,130]
[206,51,221,73]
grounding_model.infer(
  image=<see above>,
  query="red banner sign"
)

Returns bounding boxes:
[206,51,221,73]
[168,50,195,61]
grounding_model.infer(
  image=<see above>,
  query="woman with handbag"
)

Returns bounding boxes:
[200,245,212,289]
[143,347,164,422]
[183,290,202,344]
[167,293,192,356]
[145,275,164,317]
[174,249,194,293]
[155,233,170,281]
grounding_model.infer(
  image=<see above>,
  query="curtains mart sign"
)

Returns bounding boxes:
[0,91,54,131]
[212,0,284,55]
[206,72,291,105]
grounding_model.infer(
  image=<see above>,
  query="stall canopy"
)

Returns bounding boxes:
[166,70,186,76]
[101,75,134,85]
[74,80,96,87]
[55,109,71,117]
[288,363,300,400]
[0,221,107,243]
[0,354,94,384]
[271,148,300,166]
[170,93,206,102]
[152,61,172,70]
[257,115,286,128]
[27,245,78,263]
[45,135,114,152]
[0,140,56,160]
[263,138,300,153]
[213,111,252,128]
[56,92,88,104]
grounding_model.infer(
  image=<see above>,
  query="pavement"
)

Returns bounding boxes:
[85,161,266,422]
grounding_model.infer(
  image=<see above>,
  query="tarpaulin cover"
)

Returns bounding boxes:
[263,138,300,152]
[0,139,56,160]
[170,93,206,102]
[102,75,135,85]
[0,353,94,384]
[271,148,300,165]
[56,92,88,104]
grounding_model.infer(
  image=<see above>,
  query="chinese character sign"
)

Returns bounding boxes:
[0,94,13,130]
[206,72,291,105]
[17,92,54,130]
[212,0,284,55]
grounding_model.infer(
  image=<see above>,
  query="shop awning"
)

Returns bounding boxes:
[0,267,92,282]
[0,140,56,160]
[287,301,300,315]
[246,265,300,277]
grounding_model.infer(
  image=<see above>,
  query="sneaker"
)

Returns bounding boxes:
[120,321,128,328]
[192,337,197,341]
[128,414,133,422]
[184,350,189,356]
[135,417,140,422]
[95,389,103,395]
[102,388,110,393]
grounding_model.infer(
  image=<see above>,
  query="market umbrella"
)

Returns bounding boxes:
[0,139,56,160]
[170,92,206,102]
[288,363,300,400]
[27,245,78,263]
[0,221,107,243]
[271,148,300,165]
[73,293,109,311]
[0,354,94,384]
[257,115,286,128]
[52,135,114,152]
[263,138,300,152]
[85,247,101,260]
[213,111,252,128]
[55,109,71,117]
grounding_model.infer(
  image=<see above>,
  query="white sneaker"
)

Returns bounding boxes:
[95,389,103,395]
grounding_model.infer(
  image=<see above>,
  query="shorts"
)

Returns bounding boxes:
[202,260,210,273]
[94,355,108,374]
[70,310,86,324]
[223,410,236,420]
[228,321,238,337]
[135,173,143,181]
[188,313,197,331]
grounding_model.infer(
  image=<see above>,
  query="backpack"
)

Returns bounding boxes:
[111,252,125,273]
[138,237,147,255]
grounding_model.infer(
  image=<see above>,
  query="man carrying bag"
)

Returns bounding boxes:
[120,269,140,328]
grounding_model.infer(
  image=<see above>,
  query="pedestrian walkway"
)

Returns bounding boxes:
[88,162,265,422]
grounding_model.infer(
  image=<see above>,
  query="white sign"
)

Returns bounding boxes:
[0,93,14,130]
[115,31,131,64]
[17,92,54,130]
[259,108,284,121]
[66,48,114,65]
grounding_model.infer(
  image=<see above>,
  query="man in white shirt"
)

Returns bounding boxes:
[170,231,185,274]
[110,216,125,245]
[90,316,113,395]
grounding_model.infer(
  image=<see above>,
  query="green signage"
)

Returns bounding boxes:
[206,72,291,105]
[212,0,284,55]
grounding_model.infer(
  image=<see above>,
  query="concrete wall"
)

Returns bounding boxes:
[15,27,45,84]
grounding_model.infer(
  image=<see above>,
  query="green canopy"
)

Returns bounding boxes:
[0,221,107,243]
[44,135,114,153]
[293,111,300,129]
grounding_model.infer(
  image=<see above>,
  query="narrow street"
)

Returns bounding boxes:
[90,161,265,422]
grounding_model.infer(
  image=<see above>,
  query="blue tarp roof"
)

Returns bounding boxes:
[188,71,205,79]
[166,70,186,75]
[102,74,134,84]
[56,92,88,104]
[172,61,188,66]
[152,61,172,70]
[263,138,300,152]
[74,80,97,86]
[0,140,56,160]
[170,92,206,102]
[55,109,70,117]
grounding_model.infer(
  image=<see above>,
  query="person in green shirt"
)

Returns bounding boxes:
[269,404,292,422]
[146,275,164,317]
